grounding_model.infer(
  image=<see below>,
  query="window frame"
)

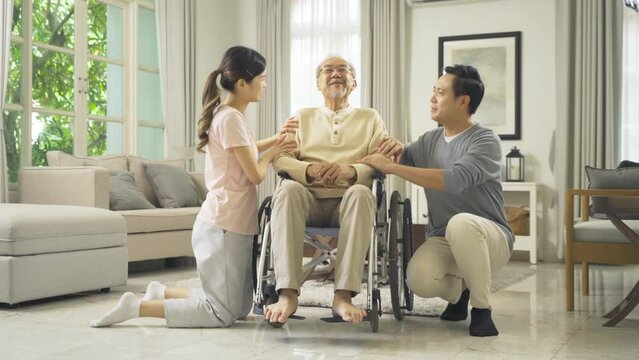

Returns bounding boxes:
[2,0,163,183]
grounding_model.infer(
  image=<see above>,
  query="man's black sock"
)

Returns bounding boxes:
[469,308,499,337]
[440,289,470,321]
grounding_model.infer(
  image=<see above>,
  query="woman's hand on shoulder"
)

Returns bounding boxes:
[269,134,297,160]
[278,116,298,138]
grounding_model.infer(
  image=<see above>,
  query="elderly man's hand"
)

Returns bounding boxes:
[306,163,356,186]
[375,137,404,163]
[358,154,395,174]
[320,164,356,186]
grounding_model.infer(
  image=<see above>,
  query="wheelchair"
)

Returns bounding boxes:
[252,173,414,332]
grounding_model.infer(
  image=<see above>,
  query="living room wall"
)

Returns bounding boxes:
[185,0,566,262]
[407,0,562,262]
[192,0,258,172]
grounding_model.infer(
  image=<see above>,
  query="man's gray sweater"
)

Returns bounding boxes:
[401,124,515,250]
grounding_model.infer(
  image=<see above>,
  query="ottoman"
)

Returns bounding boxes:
[0,204,128,305]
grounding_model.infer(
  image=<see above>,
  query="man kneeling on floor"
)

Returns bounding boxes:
[360,65,514,337]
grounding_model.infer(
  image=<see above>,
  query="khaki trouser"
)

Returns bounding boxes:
[406,213,511,309]
[271,180,374,294]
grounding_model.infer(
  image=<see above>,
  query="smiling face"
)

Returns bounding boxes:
[430,73,468,125]
[316,57,357,101]
[238,70,267,103]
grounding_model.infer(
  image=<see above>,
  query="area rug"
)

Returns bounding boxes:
[164,261,535,317]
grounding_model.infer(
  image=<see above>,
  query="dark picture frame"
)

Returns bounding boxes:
[438,31,522,140]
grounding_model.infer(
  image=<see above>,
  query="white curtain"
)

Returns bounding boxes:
[156,0,197,167]
[363,0,407,195]
[569,0,623,190]
[555,0,623,260]
[256,0,290,202]
[621,7,639,162]
[0,0,14,203]
[289,0,362,114]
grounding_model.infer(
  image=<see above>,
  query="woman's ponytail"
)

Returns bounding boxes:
[196,70,222,153]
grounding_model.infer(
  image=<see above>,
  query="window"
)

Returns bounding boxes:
[289,0,362,114]
[621,6,639,161]
[2,0,163,183]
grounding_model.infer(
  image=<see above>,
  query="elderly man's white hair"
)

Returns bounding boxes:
[315,55,357,79]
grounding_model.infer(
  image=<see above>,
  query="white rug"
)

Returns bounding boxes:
[165,261,535,317]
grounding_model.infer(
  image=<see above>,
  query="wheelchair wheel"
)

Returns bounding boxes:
[402,198,415,312]
[389,191,415,320]
[254,197,273,309]
[369,288,381,333]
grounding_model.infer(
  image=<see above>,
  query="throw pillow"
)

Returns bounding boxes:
[144,163,202,208]
[585,165,639,219]
[109,171,155,211]
[618,160,639,169]
[128,155,187,207]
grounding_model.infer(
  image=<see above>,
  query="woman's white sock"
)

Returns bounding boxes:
[142,281,166,301]
[90,292,140,327]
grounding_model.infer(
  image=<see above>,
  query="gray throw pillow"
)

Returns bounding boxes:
[109,171,155,211]
[585,165,639,219]
[144,163,203,208]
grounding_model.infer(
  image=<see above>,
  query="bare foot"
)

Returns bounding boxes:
[332,290,367,324]
[264,289,298,324]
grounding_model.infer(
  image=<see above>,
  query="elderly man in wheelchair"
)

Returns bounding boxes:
[254,56,411,331]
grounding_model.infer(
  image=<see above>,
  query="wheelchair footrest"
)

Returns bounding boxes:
[320,314,372,323]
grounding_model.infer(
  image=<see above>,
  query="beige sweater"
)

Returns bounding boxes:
[273,107,387,198]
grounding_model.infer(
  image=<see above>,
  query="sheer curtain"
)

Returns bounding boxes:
[621,7,639,162]
[289,0,362,114]
[1,0,14,203]
[257,0,290,203]
[155,0,197,167]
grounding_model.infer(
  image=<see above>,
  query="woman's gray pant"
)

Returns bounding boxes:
[164,219,253,328]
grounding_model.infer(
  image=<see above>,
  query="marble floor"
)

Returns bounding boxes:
[1,261,638,360]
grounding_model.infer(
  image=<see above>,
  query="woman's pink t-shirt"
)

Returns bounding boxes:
[197,105,259,235]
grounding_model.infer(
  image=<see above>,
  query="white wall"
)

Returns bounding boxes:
[407,0,561,261]
[191,0,258,172]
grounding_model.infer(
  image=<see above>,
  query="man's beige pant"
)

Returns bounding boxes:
[271,180,374,294]
[406,213,511,309]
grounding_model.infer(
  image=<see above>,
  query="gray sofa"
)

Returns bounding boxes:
[18,151,206,262]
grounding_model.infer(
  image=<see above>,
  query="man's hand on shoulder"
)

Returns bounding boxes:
[375,137,404,163]
[358,154,395,174]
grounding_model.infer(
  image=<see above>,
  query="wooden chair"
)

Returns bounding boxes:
[565,188,639,326]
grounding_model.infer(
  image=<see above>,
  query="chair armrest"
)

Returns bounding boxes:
[566,188,639,222]
[188,172,206,200]
[19,166,109,209]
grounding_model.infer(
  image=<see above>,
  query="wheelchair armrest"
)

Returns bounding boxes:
[373,171,386,181]
[277,171,293,180]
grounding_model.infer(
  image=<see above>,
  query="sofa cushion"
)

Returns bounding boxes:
[574,219,639,244]
[144,163,202,208]
[46,150,128,171]
[119,207,199,233]
[128,155,186,207]
[109,171,155,210]
[585,165,639,219]
[0,204,126,256]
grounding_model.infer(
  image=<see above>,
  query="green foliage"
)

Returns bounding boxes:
[31,115,73,167]
[87,120,107,156]
[3,0,111,182]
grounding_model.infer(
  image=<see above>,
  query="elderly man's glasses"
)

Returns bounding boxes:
[320,66,352,76]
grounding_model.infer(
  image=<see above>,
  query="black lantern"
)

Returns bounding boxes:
[506,146,525,182]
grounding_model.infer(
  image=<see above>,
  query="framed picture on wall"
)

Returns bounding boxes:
[438,31,522,140]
